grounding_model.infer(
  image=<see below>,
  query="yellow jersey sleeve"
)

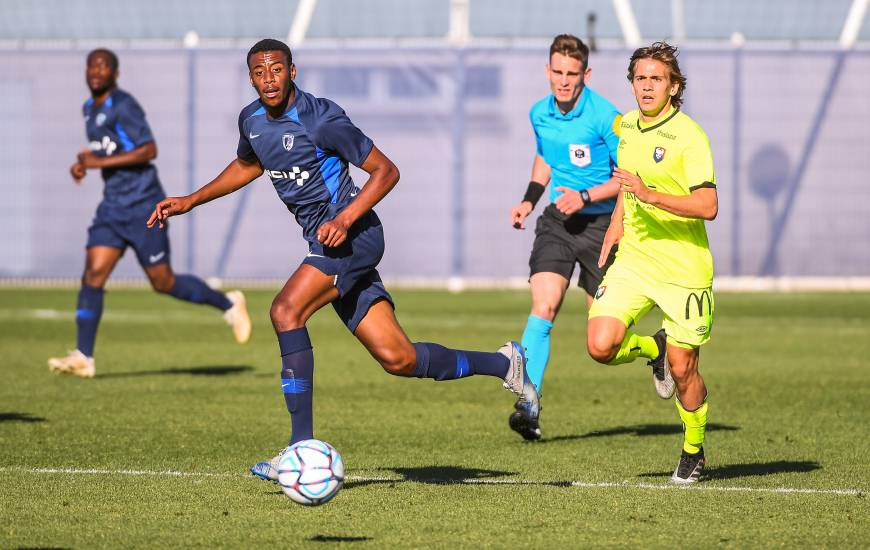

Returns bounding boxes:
[683,125,716,191]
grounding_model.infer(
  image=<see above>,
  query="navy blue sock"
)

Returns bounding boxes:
[75,284,104,357]
[412,343,509,380]
[278,327,315,445]
[168,274,232,311]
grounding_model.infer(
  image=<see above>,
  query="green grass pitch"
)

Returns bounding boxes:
[1,288,868,547]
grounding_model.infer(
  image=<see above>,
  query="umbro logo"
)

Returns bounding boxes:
[149,251,166,264]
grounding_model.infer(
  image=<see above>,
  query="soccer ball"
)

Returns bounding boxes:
[277,439,344,506]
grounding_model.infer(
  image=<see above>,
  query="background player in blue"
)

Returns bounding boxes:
[507,35,621,440]
[48,49,252,379]
[147,39,539,481]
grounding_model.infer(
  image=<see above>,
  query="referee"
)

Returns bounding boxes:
[508,34,621,440]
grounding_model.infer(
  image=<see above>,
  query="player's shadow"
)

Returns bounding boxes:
[540,423,740,443]
[0,412,46,423]
[308,535,372,543]
[343,465,516,490]
[637,460,822,481]
[98,365,255,378]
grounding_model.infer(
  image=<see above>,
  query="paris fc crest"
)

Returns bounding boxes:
[282,134,294,151]
[653,146,666,163]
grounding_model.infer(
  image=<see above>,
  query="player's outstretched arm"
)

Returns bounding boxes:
[598,192,625,268]
[511,155,551,230]
[614,167,717,220]
[147,157,263,229]
[78,142,157,171]
[315,145,398,247]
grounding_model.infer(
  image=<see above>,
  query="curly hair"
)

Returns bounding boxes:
[627,41,686,109]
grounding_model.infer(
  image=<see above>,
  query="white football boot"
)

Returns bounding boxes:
[223,290,252,344]
[499,341,542,441]
[648,329,676,399]
[48,350,95,379]
[250,447,290,482]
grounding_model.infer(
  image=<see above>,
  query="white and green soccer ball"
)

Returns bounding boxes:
[278,439,344,506]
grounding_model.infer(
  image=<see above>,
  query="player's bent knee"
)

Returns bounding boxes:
[377,348,416,377]
[586,333,618,363]
[270,298,303,328]
[81,270,109,289]
[150,277,174,294]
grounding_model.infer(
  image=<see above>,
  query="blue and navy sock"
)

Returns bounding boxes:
[521,315,554,393]
[75,284,104,358]
[412,343,509,380]
[278,327,315,445]
[168,274,232,311]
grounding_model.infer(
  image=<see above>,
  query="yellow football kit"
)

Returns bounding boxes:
[589,106,716,348]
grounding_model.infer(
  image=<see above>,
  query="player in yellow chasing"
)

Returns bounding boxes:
[586,42,717,483]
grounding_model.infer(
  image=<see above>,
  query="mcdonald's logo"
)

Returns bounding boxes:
[685,290,712,320]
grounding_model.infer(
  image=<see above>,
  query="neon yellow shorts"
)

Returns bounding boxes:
[588,260,714,348]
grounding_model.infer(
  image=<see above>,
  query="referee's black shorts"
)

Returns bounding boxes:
[528,204,617,296]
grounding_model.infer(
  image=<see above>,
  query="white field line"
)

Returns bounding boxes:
[0,467,862,497]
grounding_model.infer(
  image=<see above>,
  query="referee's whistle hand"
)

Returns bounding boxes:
[510,202,532,230]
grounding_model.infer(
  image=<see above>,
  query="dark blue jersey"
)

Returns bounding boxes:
[237,86,374,242]
[83,88,164,208]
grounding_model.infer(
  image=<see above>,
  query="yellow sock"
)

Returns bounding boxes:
[676,399,708,454]
[607,331,659,365]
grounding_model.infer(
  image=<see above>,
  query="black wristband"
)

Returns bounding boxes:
[580,189,591,205]
[522,181,546,207]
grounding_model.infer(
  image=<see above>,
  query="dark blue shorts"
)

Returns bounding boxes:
[86,200,170,268]
[302,210,393,333]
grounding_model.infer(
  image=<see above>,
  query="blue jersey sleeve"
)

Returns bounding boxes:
[115,95,154,151]
[530,107,543,157]
[236,110,257,162]
[311,99,373,167]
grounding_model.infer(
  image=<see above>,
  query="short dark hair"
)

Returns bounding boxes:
[549,34,589,70]
[627,41,687,109]
[87,48,119,71]
[247,39,293,68]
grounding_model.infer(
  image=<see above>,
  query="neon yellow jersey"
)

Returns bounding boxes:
[616,107,716,288]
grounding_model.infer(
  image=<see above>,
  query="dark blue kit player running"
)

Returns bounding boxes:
[148,39,540,482]
[49,49,251,379]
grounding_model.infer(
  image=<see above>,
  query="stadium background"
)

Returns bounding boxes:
[1,0,869,287]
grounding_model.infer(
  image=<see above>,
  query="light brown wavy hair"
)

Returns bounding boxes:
[627,41,686,109]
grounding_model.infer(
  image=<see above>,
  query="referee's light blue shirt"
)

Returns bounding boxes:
[530,87,621,215]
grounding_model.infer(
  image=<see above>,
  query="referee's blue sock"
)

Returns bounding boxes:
[278,327,315,445]
[75,284,104,358]
[412,343,509,380]
[168,274,232,311]
[522,315,553,393]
